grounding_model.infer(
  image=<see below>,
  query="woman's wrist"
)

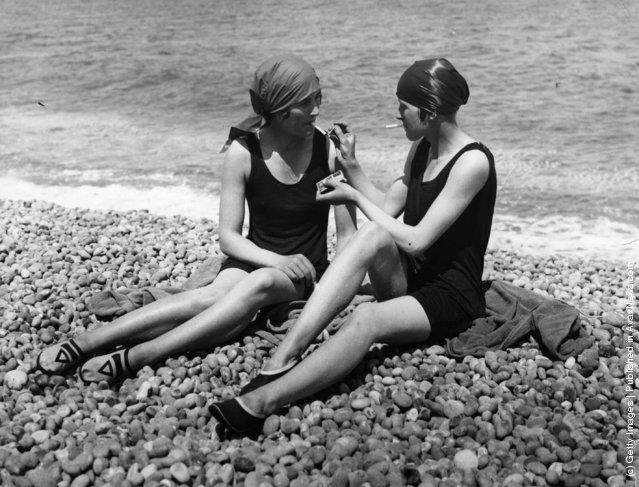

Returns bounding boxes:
[351,189,364,206]
[340,156,359,171]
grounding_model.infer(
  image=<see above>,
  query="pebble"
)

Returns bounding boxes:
[444,400,464,419]
[26,468,59,487]
[330,437,358,458]
[453,449,478,471]
[4,369,28,389]
[350,398,370,410]
[545,462,563,485]
[579,463,602,477]
[70,474,91,487]
[281,418,300,434]
[170,462,190,483]
[525,460,547,475]
[392,392,412,409]
[263,415,280,435]
[601,311,624,327]
[31,430,50,444]
[233,456,255,473]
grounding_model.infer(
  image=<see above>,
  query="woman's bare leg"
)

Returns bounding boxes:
[242,296,430,415]
[37,268,247,372]
[264,222,407,371]
[75,268,248,352]
[124,267,305,370]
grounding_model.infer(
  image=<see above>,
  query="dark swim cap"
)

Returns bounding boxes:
[249,55,321,116]
[396,58,469,115]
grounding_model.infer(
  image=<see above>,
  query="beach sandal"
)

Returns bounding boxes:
[36,339,84,375]
[209,398,265,435]
[239,359,298,395]
[78,348,133,384]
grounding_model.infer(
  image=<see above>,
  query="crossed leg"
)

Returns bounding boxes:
[263,221,409,372]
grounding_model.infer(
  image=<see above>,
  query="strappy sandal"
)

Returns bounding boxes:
[78,348,133,384]
[239,359,298,395]
[209,398,265,435]
[36,339,84,375]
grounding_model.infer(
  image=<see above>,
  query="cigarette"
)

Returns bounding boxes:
[384,123,402,129]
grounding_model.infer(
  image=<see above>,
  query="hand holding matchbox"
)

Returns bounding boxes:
[316,170,347,194]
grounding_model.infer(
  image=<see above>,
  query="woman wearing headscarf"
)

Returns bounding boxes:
[210,58,497,434]
[36,55,356,382]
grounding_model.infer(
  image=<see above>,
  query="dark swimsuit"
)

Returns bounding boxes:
[403,140,496,340]
[219,129,331,297]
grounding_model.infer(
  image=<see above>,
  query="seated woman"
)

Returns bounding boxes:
[36,55,356,383]
[209,58,497,433]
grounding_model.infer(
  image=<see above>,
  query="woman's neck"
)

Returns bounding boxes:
[425,119,464,159]
[261,125,312,156]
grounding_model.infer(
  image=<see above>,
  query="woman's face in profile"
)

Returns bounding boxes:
[398,99,427,141]
[281,91,322,137]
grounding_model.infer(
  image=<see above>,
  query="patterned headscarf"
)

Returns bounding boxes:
[221,55,320,152]
[249,55,320,115]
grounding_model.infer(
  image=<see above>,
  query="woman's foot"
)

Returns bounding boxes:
[36,339,85,375]
[240,359,298,394]
[209,398,265,435]
[79,348,133,384]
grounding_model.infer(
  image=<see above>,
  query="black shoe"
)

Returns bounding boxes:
[36,339,84,375]
[240,360,298,395]
[209,398,265,435]
[78,348,133,384]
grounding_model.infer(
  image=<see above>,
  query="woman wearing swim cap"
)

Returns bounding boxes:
[209,58,496,434]
[36,55,356,383]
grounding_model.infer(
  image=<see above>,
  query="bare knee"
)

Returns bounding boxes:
[342,302,383,340]
[244,268,282,292]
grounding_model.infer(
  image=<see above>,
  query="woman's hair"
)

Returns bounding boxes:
[396,58,469,116]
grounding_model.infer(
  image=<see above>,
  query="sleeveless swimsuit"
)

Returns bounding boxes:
[403,139,496,339]
[219,128,331,295]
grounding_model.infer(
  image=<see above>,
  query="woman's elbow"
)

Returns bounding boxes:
[218,229,236,254]
[400,237,428,256]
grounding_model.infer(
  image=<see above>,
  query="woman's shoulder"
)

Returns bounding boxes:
[223,139,253,177]
[455,138,491,166]
[449,143,491,188]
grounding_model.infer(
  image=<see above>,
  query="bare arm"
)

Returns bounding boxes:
[379,140,419,217]
[319,148,490,256]
[333,125,415,217]
[332,124,386,207]
[218,141,289,268]
[327,139,358,255]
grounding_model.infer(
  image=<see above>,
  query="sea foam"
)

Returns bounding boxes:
[1,177,636,262]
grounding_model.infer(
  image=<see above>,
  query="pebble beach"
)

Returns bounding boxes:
[0,198,636,487]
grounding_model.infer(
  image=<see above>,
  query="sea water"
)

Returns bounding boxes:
[1,0,638,261]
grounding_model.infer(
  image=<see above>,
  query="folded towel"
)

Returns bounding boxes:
[87,256,223,317]
[445,280,592,360]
